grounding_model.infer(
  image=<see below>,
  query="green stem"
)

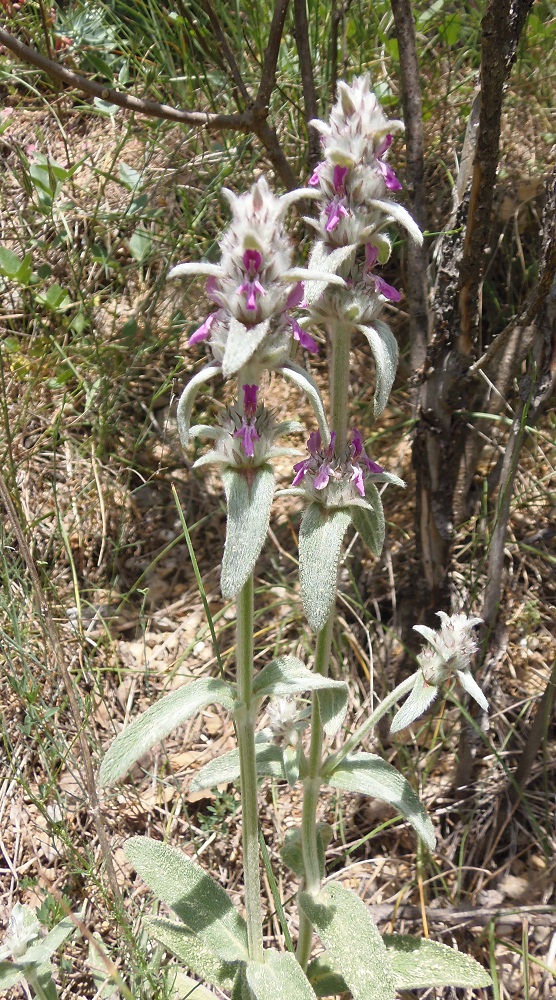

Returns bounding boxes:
[235,574,264,962]
[26,970,57,1000]
[323,673,418,774]
[330,323,352,451]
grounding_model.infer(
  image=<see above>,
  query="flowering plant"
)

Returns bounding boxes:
[99,77,491,999]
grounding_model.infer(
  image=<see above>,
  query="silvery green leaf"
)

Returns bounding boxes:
[307,955,347,997]
[192,450,224,469]
[100,678,235,785]
[169,969,220,1000]
[13,915,78,968]
[382,934,492,988]
[124,838,249,962]
[0,962,26,990]
[189,424,221,440]
[190,743,285,793]
[283,745,299,786]
[32,966,57,1000]
[231,965,249,1000]
[358,321,398,416]
[145,918,239,992]
[222,318,271,377]
[246,950,318,1000]
[253,656,347,702]
[370,199,424,245]
[280,362,330,445]
[221,466,275,600]
[324,753,436,850]
[280,824,332,879]
[390,671,437,733]
[351,484,385,555]
[177,365,221,449]
[298,883,396,1000]
[316,686,348,738]
[456,668,489,711]
[299,504,351,633]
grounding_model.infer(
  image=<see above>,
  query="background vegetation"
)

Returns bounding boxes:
[0,1,554,997]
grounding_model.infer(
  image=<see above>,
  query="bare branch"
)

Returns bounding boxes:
[0,27,252,130]
[256,0,290,110]
[391,0,430,374]
[292,0,320,171]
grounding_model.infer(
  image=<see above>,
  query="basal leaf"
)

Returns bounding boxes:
[383,934,492,989]
[299,882,396,1000]
[100,678,235,785]
[325,753,436,850]
[299,504,351,633]
[145,918,239,992]
[124,837,248,962]
[221,465,275,600]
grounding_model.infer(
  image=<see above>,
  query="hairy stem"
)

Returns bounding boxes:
[235,573,264,962]
[324,673,417,772]
[330,322,352,450]
[297,614,334,969]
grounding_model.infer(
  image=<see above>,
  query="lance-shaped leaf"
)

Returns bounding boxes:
[351,484,385,556]
[168,262,224,280]
[324,753,435,850]
[124,837,249,962]
[0,916,79,991]
[299,504,352,633]
[176,364,221,450]
[280,361,330,446]
[390,671,437,733]
[382,934,492,989]
[253,656,347,702]
[280,824,333,880]
[246,950,318,1000]
[100,678,235,785]
[190,743,285,793]
[169,969,221,1000]
[299,883,396,1000]
[358,320,398,416]
[222,317,271,377]
[145,918,239,993]
[221,465,275,599]
[316,686,348,738]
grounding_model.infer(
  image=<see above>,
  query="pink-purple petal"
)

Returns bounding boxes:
[189,313,216,344]
[373,275,402,302]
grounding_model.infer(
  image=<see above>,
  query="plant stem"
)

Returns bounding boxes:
[235,573,264,962]
[330,323,352,451]
[297,614,334,969]
[323,673,417,773]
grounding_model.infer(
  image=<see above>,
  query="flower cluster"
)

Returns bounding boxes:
[191,384,301,473]
[391,613,488,733]
[291,427,402,508]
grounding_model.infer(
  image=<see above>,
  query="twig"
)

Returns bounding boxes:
[368,901,556,929]
[256,0,291,110]
[391,0,430,375]
[0,470,121,902]
[202,0,252,105]
[292,0,320,172]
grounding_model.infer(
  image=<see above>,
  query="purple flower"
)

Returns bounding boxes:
[364,244,402,302]
[189,312,216,345]
[293,427,384,501]
[292,430,337,487]
[233,384,260,457]
[237,249,266,311]
[288,317,319,353]
[324,164,350,232]
[308,162,323,186]
[376,134,402,192]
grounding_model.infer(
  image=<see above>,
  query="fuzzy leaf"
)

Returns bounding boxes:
[307,955,346,997]
[0,962,26,990]
[190,743,285,792]
[222,317,271,377]
[280,361,330,446]
[283,744,300,786]
[351,484,385,555]
[100,678,235,785]
[370,199,424,245]
[383,934,492,989]
[280,824,332,879]
[145,918,239,992]
[325,753,435,850]
[316,686,348,738]
[253,657,348,703]
[303,242,357,306]
[358,321,399,416]
[124,838,249,962]
[169,969,220,1000]
[246,951,318,1000]
[299,504,352,633]
[299,883,396,1000]
[221,466,275,599]
[390,671,437,733]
